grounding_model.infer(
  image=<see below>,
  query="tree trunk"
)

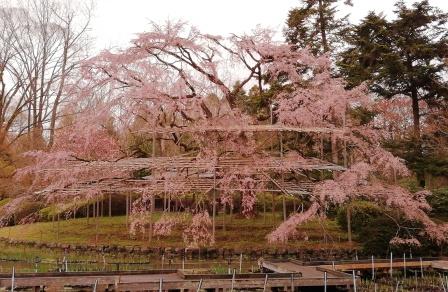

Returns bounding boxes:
[48,44,68,147]
[411,91,425,186]
[411,93,421,139]
[318,0,329,52]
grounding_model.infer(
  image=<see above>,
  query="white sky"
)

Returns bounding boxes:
[90,0,448,51]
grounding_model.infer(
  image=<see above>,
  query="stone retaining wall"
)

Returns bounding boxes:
[0,237,358,261]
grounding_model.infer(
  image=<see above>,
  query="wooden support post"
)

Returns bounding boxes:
[320,133,324,180]
[152,132,156,157]
[230,203,233,224]
[109,194,112,217]
[86,204,89,224]
[167,194,171,213]
[98,197,101,243]
[280,132,286,221]
[347,205,352,246]
[95,198,99,246]
[57,213,60,242]
[331,133,338,164]
[222,204,226,231]
[149,195,155,242]
[212,169,217,239]
[126,194,129,230]
[101,198,104,217]
[263,199,267,225]
[343,139,348,168]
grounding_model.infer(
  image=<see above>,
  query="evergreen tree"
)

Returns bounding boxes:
[339,1,448,139]
[285,0,353,55]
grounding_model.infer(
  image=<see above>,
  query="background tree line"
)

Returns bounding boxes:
[0,0,446,254]
[0,0,91,195]
[237,0,448,189]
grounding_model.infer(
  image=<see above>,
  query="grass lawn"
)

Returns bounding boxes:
[0,212,353,250]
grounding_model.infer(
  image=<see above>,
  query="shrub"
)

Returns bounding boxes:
[427,188,448,218]
[336,201,438,256]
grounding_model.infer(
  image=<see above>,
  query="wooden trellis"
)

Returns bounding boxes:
[41,156,345,173]
[134,124,345,134]
[39,177,315,196]
[36,125,348,241]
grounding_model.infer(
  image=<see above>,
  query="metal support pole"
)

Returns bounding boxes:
[291,273,295,292]
[11,266,15,292]
[324,271,327,292]
[420,257,424,277]
[196,279,203,292]
[390,252,393,278]
[352,270,357,292]
[263,274,268,292]
[403,253,406,279]
[231,269,235,292]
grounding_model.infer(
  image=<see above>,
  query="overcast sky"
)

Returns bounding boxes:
[90,0,448,51]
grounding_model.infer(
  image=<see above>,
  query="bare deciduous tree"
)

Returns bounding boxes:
[0,0,91,149]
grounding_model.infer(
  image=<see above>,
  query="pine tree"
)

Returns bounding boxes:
[338,1,448,139]
[285,0,353,55]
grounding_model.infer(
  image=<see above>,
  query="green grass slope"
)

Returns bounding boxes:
[0,213,352,250]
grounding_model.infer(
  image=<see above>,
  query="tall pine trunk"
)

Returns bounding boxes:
[411,92,421,139]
